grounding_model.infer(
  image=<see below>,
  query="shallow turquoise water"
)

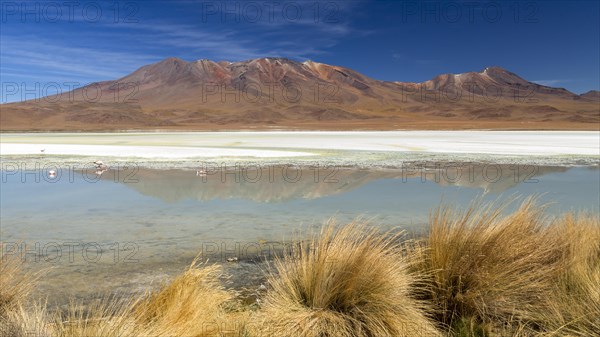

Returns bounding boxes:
[1,164,598,302]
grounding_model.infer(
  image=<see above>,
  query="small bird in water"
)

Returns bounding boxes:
[93,160,108,171]
[47,170,57,179]
[196,169,207,176]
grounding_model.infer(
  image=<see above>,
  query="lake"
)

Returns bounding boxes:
[1,163,598,305]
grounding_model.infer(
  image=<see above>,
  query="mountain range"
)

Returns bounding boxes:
[1,57,599,130]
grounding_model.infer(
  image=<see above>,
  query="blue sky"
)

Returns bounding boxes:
[1,0,599,103]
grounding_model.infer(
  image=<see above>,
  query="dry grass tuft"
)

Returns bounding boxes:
[0,301,51,337]
[412,198,566,333]
[0,247,37,319]
[134,259,237,336]
[52,297,141,337]
[0,246,49,337]
[537,214,600,336]
[3,202,599,337]
[51,260,241,337]
[257,221,441,337]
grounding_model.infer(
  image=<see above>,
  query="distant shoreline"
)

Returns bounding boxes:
[1,123,599,133]
[1,131,599,169]
[2,130,599,155]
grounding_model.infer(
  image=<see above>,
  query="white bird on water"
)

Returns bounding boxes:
[93,160,109,174]
[93,160,108,169]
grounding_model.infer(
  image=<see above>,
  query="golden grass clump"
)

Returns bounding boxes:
[51,260,241,337]
[537,213,600,336]
[257,221,441,337]
[52,297,141,337]
[0,247,49,337]
[0,247,35,318]
[412,199,566,333]
[2,201,599,337]
[134,259,237,336]
[0,302,51,337]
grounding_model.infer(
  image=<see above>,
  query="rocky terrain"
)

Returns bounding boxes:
[1,57,598,130]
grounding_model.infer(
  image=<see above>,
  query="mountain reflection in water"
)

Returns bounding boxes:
[1,163,598,305]
[101,164,570,203]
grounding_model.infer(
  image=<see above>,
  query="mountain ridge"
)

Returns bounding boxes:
[1,57,598,131]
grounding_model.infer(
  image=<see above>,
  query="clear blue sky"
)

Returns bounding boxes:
[1,0,599,103]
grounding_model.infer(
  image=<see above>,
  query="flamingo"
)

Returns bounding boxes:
[93,160,108,170]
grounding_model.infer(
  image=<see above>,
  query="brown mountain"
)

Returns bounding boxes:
[1,58,598,130]
[580,90,600,101]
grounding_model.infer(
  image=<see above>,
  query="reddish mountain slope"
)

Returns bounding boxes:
[1,58,598,130]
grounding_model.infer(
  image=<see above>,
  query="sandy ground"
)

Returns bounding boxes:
[1,131,599,158]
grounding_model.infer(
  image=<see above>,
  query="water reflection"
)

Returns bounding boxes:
[1,163,598,305]
[100,164,570,203]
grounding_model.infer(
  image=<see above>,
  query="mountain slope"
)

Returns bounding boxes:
[1,58,598,130]
[580,90,600,101]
